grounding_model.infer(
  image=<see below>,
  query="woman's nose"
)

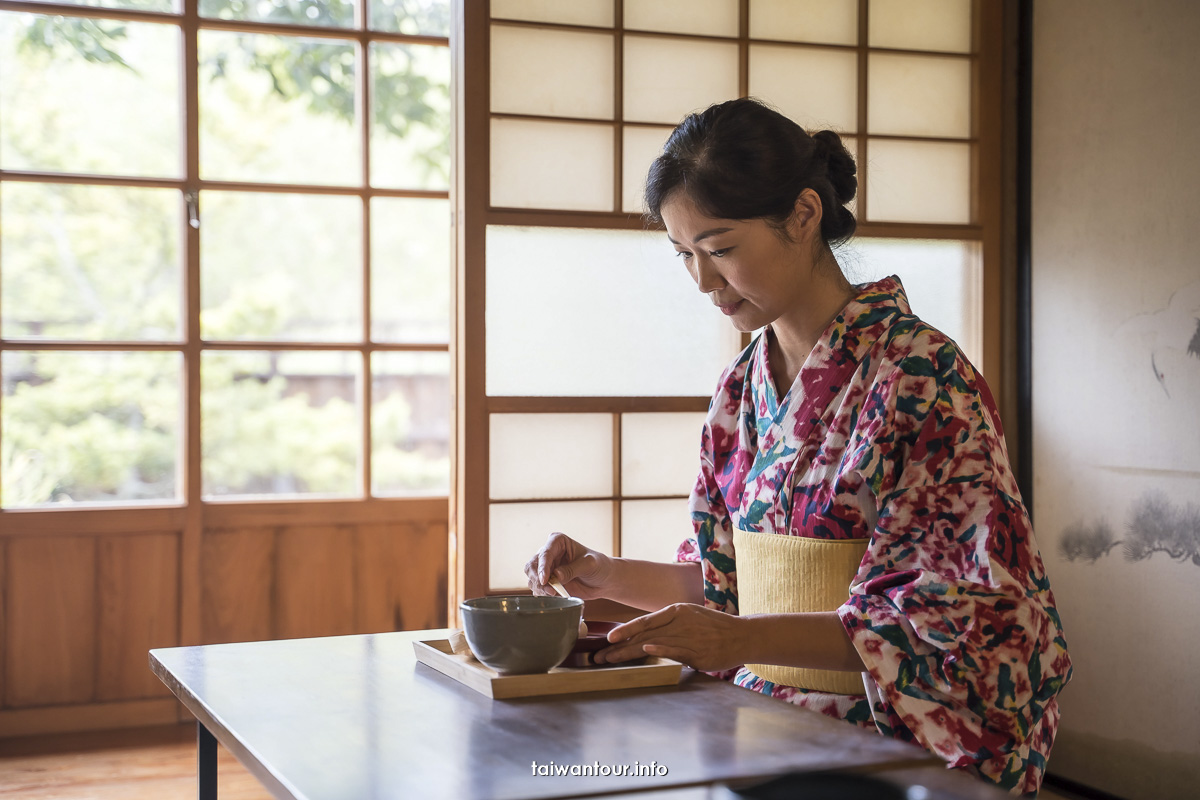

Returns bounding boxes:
[693,256,726,294]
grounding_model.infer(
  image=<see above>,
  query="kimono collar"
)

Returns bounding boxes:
[763,275,911,408]
[818,274,911,366]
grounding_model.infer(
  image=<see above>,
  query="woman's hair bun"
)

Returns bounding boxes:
[644,98,858,247]
[812,130,858,209]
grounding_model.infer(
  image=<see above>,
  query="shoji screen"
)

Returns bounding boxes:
[455,0,1002,603]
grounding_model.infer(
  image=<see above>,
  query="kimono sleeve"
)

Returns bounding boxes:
[837,341,1072,792]
[675,420,740,615]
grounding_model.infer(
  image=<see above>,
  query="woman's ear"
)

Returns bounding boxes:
[787,188,824,243]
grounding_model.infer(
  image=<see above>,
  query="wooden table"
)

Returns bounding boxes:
[150,629,948,800]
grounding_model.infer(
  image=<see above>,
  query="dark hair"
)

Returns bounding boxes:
[644,97,857,246]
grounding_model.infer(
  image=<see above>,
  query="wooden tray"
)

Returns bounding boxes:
[413,639,683,700]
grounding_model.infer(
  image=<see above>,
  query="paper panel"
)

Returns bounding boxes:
[490,119,614,211]
[490,414,614,500]
[749,45,858,133]
[868,53,971,138]
[621,412,705,497]
[865,139,971,224]
[623,35,739,125]
[491,26,614,119]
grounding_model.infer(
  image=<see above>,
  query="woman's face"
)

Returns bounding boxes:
[660,192,816,334]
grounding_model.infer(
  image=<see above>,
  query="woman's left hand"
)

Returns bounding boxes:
[595,603,746,671]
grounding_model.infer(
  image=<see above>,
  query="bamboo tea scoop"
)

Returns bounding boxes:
[448,629,477,660]
[550,580,589,639]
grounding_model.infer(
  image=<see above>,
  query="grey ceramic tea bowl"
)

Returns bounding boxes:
[460,595,584,674]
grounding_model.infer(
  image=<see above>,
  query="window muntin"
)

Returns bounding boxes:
[0,1,450,508]
[473,0,988,594]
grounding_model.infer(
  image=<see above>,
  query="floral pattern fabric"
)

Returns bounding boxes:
[676,276,1071,795]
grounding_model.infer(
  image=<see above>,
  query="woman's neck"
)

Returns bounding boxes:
[767,258,857,393]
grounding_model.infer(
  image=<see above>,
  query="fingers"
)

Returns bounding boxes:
[596,608,685,664]
[526,532,604,596]
[593,635,692,665]
[595,604,730,669]
[524,532,571,594]
[541,532,579,583]
[608,604,679,642]
[523,552,552,596]
[593,642,647,665]
[640,643,688,659]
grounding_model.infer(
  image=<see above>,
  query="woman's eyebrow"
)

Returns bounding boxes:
[667,227,735,245]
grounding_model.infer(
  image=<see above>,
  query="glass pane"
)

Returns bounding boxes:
[490,414,613,500]
[621,412,705,496]
[200,0,354,27]
[749,0,857,45]
[2,351,181,507]
[869,0,971,53]
[199,31,358,185]
[840,238,982,368]
[486,226,741,396]
[491,26,614,120]
[623,35,739,125]
[372,351,449,496]
[371,0,451,36]
[1,183,180,341]
[622,125,673,214]
[489,501,613,590]
[371,197,449,343]
[370,42,451,190]
[18,0,175,8]
[202,350,360,498]
[201,191,361,342]
[866,139,971,224]
[490,119,614,211]
[624,0,738,37]
[621,499,692,562]
[749,45,858,133]
[491,0,613,27]
[0,12,180,177]
[868,53,971,138]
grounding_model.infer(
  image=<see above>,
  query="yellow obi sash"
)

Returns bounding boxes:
[733,528,869,695]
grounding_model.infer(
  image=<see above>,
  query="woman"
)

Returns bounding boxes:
[524,98,1071,795]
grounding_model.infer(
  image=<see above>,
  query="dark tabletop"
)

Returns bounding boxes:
[150,629,936,800]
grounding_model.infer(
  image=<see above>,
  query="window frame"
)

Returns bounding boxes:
[0,1,451,516]
[452,0,1013,615]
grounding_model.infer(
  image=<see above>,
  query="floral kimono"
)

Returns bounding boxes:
[676,276,1071,795]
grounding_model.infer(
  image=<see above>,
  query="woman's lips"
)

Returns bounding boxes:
[717,300,743,316]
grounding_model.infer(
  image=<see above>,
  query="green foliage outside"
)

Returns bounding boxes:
[0,2,451,506]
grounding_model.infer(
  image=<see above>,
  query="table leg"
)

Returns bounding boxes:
[198,721,217,800]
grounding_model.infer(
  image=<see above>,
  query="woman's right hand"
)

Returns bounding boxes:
[524,532,614,600]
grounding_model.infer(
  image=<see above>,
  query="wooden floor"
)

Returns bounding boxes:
[0,724,272,800]
[0,724,1086,800]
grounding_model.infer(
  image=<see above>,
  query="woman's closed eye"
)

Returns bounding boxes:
[675,248,731,260]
